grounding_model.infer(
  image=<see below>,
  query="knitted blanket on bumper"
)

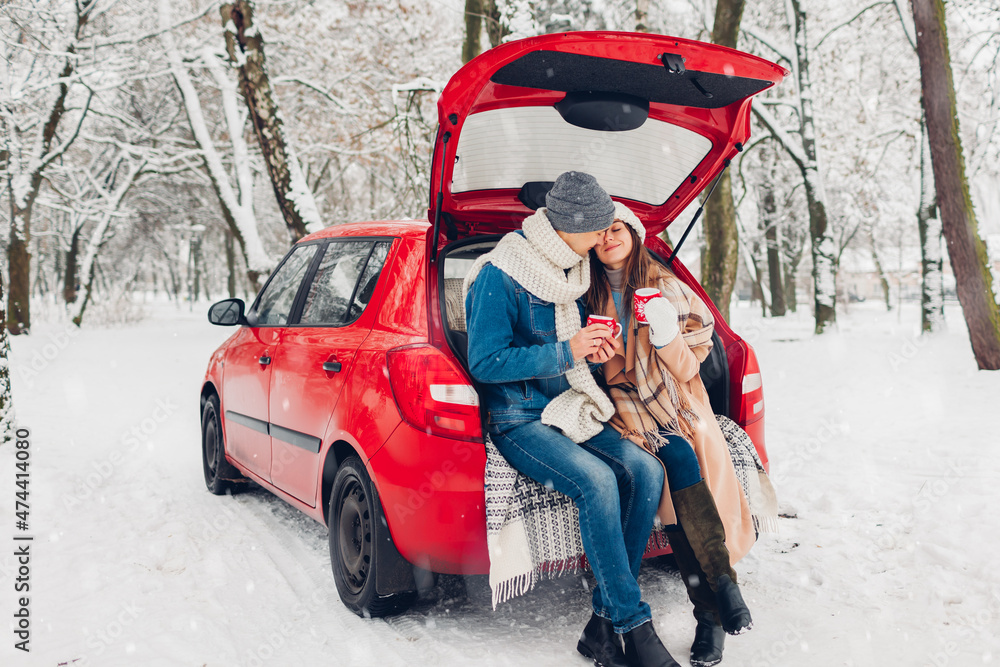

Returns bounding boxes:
[485,418,777,607]
[484,434,670,608]
[716,415,780,534]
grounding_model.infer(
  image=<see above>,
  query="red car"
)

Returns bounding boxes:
[200,31,784,618]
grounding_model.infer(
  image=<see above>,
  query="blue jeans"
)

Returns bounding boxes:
[656,432,703,491]
[490,421,663,633]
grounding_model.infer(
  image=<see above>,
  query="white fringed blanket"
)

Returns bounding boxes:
[484,417,777,607]
[716,415,780,534]
[484,435,670,608]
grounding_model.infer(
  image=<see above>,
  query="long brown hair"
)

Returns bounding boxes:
[585,224,657,330]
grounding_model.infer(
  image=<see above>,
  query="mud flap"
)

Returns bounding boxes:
[372,485,420,597]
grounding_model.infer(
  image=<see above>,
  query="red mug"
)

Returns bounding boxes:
[586,314,622,339]
[633,288,661,324]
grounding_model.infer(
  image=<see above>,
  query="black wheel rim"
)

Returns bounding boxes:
[337,477,372,595]
[204,409,220,479]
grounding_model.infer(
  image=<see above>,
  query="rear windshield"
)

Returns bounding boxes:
[451,106,711,205]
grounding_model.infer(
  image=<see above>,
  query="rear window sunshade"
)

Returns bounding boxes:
[451,106,711,204]
[491,50,771,110]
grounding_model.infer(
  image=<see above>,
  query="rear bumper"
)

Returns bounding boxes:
[371,422,490,574]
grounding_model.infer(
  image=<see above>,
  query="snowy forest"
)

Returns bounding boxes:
[1,0,1000,665]
[0,0,998,364]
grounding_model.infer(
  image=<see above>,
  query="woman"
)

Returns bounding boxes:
[586,202,757,667]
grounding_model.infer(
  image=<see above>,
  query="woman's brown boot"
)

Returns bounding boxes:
[671,480,753,635]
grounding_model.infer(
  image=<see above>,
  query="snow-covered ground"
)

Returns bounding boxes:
[1,298,998,666]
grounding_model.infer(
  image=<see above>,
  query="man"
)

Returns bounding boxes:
[464,171,678,667]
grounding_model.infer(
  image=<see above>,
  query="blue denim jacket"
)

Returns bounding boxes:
[465,260,595,432]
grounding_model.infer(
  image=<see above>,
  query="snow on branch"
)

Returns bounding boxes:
[742,27,795,64]
[501,0,541,42]
[752,103,808,169]
[892,0,917,51]
[221,0,323,238]
[158,0,271,276]
[201,46,254,209]
[815,1,895,50]
[71,156,146,326]
[37,88,93,173]
[273,76,355,115]
[758,98,802,118]
[93,1,219,49]
[391,77,445,98]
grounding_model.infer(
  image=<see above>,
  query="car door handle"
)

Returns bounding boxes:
[259,355,271,366]
[323,361,342,373]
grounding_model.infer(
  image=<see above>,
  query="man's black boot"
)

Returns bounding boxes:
[690,611,725,666]
[577,613,628,667]
[622,620,680,667]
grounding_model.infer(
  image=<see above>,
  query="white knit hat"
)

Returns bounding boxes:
[613,202,645,243]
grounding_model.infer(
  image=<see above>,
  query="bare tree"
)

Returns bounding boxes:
[63,212,86,304]
[0,269,12,444]
[482,0,505,48]
[221,0,323,242]
[636,0,651,33]
[71,154,145,325]
[0,0,462,321]
[41,170,94,305]
[799,0,947,330]
[735,136,787,317]
[780,200,807,313]
[392,80,443,218]
[702,0,746,321]
[916,117,945,331]
[757,164,787,316]
[464,0,485,63]
[43,42,203,325]
[2,0,96,334]
[747,0,838,333]
[887,0,946,331]
[868,229,892,311]
[911,0,1000,369]
[736,214,769,317]
[160,0,274,291]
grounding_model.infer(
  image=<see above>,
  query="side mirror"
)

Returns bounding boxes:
[208,298,246,326]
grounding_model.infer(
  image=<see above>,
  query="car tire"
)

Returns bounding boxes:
[201,394,245,495]
[329,457,415,617]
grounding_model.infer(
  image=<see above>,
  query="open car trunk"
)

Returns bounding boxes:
[426,31,778,465]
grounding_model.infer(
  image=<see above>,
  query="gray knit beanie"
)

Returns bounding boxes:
[545,171,615,233]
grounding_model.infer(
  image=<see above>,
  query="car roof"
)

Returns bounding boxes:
[299,219,430,243]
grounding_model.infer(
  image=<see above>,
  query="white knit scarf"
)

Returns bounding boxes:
[464,209,615,442]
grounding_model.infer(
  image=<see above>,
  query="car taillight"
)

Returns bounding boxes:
[735,344,764,425]
[386,344,483,441]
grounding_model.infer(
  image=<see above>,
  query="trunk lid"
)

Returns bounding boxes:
[428,31,786,238]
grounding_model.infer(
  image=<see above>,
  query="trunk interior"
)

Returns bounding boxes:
[436,236,731,420]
